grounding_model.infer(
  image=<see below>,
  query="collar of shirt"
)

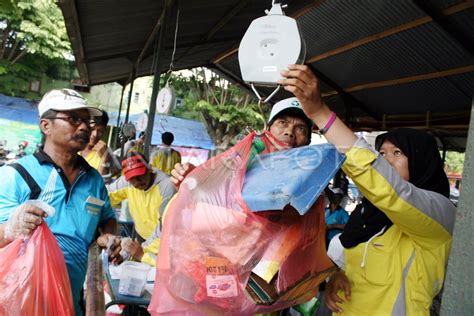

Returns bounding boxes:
[34,147,92,172]
[34,148,93,191]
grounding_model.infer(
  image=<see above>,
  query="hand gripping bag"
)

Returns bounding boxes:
[0,221,74,316]
[149,132,335,315]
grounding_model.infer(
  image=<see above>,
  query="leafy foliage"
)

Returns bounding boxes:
[169,68,268,150]
[0,0,72,97]
[444,151,464,174]
[0,0,70,64]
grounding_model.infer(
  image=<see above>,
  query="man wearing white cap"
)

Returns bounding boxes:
[171,97,314,185]
[0,89,120,315]
[266,97,313,147]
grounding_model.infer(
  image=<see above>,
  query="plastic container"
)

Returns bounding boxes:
[118,261,150,297]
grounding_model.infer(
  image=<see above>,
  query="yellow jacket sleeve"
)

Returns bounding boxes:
[342,138,456,248]
[141,238,161,267]
[106,176,129,207]
[139,194,177,267]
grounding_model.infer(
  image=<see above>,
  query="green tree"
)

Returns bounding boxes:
[168,68,269,150]
[444,151,464,174]
[0,0,70,72]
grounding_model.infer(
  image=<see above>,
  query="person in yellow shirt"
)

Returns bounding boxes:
[150,131,181,175]
[120,194,176,266]
[79,110,119,181]
[123,131,146,155]
[106,152,176,244]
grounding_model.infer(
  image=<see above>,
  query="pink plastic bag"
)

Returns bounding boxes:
[0,221,74,316]
[149,132,334,315]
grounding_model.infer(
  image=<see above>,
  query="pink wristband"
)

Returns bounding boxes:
[318,112,337,135]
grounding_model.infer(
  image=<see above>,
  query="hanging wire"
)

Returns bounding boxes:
[158,115,168,132]
[157,3,181,132]
[165,5,180,86]
[257,99,267,131]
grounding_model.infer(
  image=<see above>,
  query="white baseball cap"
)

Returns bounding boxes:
[268,97,313,130]
[38,89,102,117]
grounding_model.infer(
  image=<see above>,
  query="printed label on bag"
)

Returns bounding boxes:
[206,274,238,298]
[206,256,229,275]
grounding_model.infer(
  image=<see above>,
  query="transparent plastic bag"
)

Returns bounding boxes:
[0,221,74,315]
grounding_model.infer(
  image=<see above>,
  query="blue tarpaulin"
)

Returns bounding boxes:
[242,144,345,215]
[0,95,214,151]
[0,94,39,125]
[109,112,214,150]
[0,94,41,154]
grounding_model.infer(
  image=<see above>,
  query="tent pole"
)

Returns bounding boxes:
[113,85,126,149]
[124,70,135,125]
[120,71,136,159]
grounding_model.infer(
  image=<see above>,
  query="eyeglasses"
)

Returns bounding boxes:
[47,115,92,127]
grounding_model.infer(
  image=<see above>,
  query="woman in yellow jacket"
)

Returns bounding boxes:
[278,65,456,315]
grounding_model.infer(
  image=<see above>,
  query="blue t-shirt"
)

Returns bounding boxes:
[325,206,349,241]
[0,150,116,315]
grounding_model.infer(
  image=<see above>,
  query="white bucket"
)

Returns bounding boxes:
[118,261,150,297]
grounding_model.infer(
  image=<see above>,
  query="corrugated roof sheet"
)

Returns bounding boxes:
[311,22,474,88]
[299,0,426,56]
[352,73,473,115]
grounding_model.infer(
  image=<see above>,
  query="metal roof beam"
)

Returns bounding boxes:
[86,53,136,63]
[58,0,89,85]
[134,1,175,72]
[322,65,474,96]
[309,65,380,120]
[121,2,172,86]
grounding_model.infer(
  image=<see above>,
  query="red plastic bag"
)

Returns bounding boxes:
[149,132,333,315]
[0,221,74,316]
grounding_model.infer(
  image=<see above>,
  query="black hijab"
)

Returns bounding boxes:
[340,128,450,248]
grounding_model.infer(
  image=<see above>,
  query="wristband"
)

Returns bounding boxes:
[318,111,337,135]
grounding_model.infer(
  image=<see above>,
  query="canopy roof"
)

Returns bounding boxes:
[59,0,474,151]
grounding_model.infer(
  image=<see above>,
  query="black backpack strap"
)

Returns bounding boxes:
[9,163,42,200]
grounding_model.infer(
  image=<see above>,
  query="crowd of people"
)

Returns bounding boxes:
[0,63,458,316]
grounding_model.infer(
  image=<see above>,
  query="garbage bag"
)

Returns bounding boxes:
[149,132,335,315]
[0,221,74,316]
